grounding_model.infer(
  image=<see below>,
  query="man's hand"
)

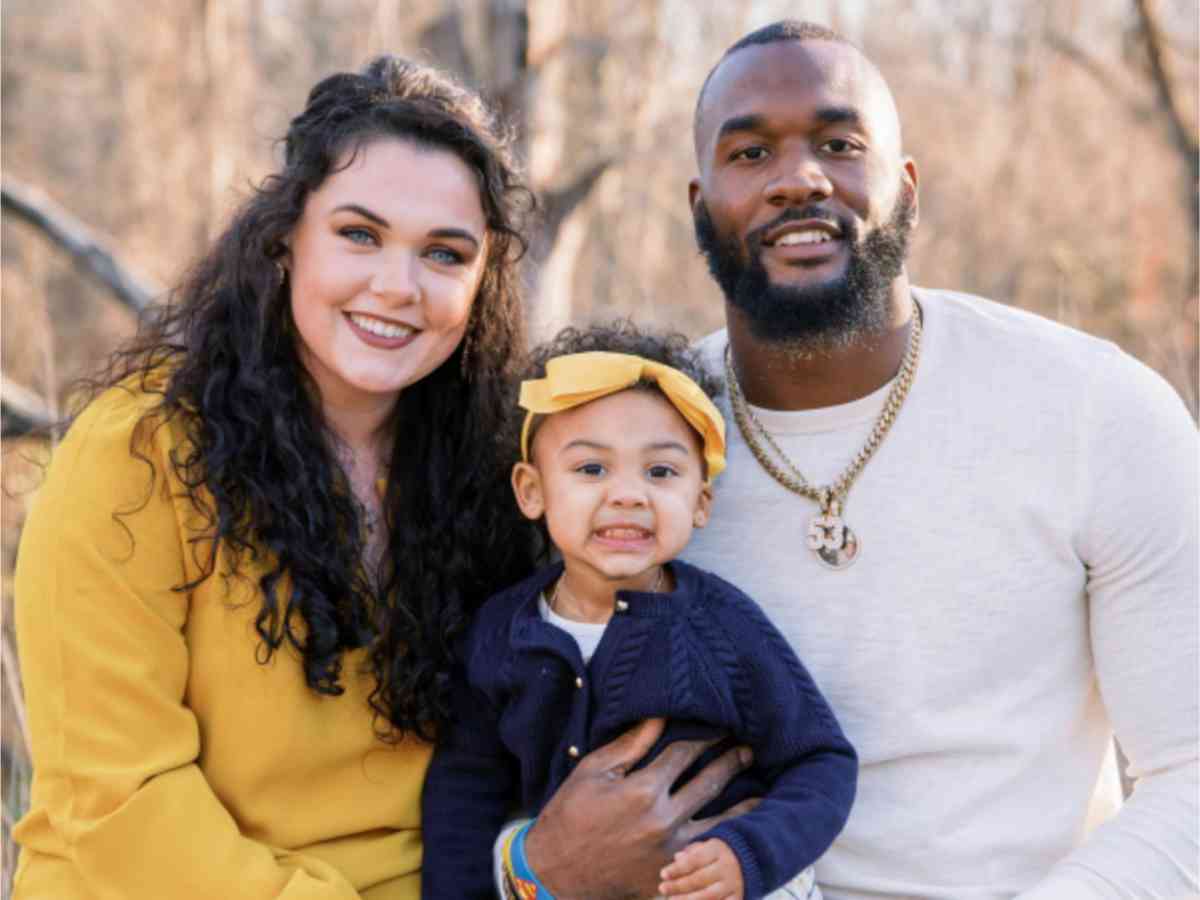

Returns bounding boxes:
[523,719,755,899]
[658,838,744,900]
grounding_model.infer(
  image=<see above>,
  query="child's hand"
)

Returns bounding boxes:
[657,837,743,899]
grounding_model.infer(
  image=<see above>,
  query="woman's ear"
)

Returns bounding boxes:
[511,462,546,520]
[693,485,713,529]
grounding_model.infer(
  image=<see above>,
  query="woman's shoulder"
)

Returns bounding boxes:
[59,370,188,461]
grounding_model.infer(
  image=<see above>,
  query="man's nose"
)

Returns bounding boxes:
[764,149,832,207]
[369,252,420,305]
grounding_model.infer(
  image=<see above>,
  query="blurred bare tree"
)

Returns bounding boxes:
[2,1,1196,894]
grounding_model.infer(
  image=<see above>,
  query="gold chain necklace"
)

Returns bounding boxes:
[550,566,664,615]
[724,301,923,569]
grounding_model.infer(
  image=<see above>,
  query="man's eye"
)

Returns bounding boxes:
[730,146,769,162]
[822,138,860,155]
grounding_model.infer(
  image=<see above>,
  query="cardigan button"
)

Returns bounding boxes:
[575,676,584,689]
[567,745,580,758]
[615,599,629,612]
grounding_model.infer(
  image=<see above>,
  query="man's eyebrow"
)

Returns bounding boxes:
[815,106,862,127]
[715,113,767,143]
[332,203,389,227]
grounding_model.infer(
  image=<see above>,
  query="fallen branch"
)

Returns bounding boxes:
[1,375,54,439]
[2,177,160,315]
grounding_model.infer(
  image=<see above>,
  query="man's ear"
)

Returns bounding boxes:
[693,484,713,529]
[902,157,919,230]
[688,178,701,215]
[511,462,546,521]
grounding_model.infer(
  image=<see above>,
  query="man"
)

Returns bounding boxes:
[503,21,1198,899]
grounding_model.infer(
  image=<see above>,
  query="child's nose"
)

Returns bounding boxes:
[608,478,648,507]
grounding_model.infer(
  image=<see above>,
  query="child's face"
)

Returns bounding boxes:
[512,389,712,587]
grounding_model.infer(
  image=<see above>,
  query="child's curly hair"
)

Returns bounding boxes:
[521,320,724,477]
[525,319,723,400]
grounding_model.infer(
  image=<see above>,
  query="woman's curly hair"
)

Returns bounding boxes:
[78,56,540,742]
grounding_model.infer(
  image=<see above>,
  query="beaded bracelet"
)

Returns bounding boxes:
[500,820,557,899]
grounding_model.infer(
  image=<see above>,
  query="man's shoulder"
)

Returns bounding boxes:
[919,286,1188,415]
[693,329,729,376]
[918,287,1119,358]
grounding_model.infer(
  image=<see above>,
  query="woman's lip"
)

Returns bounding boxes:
[344,313,420,350]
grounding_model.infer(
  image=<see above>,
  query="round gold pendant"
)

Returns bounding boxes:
[806,512,861,570]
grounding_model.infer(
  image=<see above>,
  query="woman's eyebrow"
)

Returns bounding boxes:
[332,203,389,227]
[429,227,480,249]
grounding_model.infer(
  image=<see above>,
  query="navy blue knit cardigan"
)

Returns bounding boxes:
[421,559,857,899]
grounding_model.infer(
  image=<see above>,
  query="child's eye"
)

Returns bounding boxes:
[575,463,606,477]
[648,464,678,479]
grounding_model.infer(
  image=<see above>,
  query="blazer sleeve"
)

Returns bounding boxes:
[13,393,364,899]
[420,631,519,900]
[694,586,858,900]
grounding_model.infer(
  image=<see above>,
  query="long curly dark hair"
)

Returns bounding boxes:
[81,56,540,742]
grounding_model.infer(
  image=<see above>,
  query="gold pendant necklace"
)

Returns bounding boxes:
[724,301,923,570]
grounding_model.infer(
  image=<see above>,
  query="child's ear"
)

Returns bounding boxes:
[693,484,713,529]
[511,462,546,520]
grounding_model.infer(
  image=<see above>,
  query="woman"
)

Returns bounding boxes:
[12,56,538,899]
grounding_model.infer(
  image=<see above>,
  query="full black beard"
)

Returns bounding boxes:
[693,191,915,350]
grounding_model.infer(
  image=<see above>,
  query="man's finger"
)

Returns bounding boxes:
[667,746,754,824]
[675,796,761,847]
[583,717,666,776]
[635,734,725,788]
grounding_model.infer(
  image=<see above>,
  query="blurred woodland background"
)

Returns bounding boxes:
[1,0,1197,893]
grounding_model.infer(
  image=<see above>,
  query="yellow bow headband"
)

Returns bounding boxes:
[519,352,727,482]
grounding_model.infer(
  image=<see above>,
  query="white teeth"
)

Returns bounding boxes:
[775,230,833,246]
[348,313,415,339]
[599,528,649,539]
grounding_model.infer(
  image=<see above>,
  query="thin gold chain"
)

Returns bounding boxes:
[724,301,923,511]
[549,566,664,615]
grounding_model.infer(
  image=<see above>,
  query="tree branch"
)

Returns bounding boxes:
[1,177,159,315]
[1133,0,1199,170]
[536,157,615,260]
[1044,31,1152,118]
[1,375,54,439]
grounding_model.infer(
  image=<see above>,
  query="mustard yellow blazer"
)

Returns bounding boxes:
[13,383,431,899]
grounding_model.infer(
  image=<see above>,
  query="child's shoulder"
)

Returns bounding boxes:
[466,562,562,651]
[673,559,798,656]
[673,558,768,620]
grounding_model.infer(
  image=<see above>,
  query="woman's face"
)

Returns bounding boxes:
[286,138,488,415]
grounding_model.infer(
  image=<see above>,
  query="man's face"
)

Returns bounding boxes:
[690,40,918,347]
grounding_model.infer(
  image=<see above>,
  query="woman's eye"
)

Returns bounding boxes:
[427,247,464,265]
[648,465,678,479]
[576,463,605,477]
[341,227,377,246]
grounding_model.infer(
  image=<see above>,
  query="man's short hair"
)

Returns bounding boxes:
[694,20,856,128]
